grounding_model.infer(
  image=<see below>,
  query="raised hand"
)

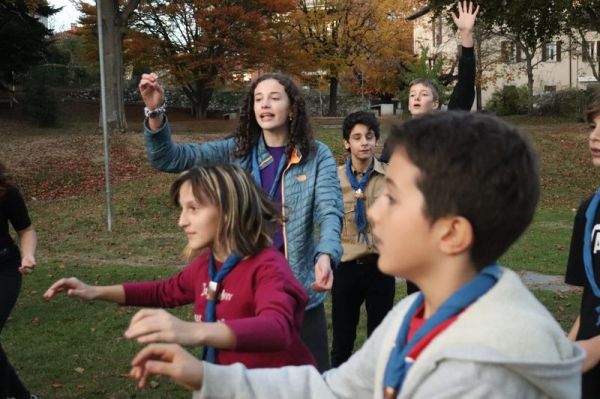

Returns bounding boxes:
[130,343,204,390]
[451,1,479,34]
[43,277,95,301]
[138,72,165,110]
[125,308,202,346]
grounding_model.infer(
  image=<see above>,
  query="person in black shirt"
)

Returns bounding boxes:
[565,93,600,399]
[0,161,37,399]
[381,1,478,295]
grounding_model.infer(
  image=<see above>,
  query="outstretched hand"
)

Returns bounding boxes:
[130,343,204,390]
[43,277,95,301]
[451,1,479,33]
[125,308,202,346]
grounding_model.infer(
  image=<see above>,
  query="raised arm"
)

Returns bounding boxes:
[447,1,478,111]
[139,73,235,173]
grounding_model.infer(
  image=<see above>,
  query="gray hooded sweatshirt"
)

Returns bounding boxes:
[194,268,584,399]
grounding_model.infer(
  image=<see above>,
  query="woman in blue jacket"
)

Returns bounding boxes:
[138,72,343,371]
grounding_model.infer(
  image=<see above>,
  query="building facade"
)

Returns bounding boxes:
[413,14,600,108]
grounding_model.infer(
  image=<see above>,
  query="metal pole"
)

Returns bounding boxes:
[97,0,113,232]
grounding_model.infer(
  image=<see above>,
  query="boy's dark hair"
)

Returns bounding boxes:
[342,111,380,143]
[409,78,440,104]
[586,89,600,123]
[387,112,539,269]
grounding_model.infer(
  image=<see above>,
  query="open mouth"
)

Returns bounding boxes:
[260,113,275,120]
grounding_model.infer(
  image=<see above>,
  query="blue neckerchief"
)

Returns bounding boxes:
[345,157,374,244]
[201,252,242,363]
[583,190,600,326]
[251,144,287,199]
[382,264,502,397]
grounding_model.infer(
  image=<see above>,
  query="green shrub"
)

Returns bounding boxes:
[486,85,531,115]
[26,64,96,88]
[21,70,60,127]
[532,87,597,121]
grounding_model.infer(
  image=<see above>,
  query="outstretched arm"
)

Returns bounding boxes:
[44,277,125,304]
[125,308,237,348]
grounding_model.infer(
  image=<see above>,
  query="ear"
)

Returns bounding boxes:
[436,216,473,256]
[432,100,440,110]
[343,139,351,151]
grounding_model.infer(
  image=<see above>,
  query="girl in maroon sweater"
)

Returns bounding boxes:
[44,164,315,368]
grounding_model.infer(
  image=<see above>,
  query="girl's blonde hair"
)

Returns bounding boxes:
[170,164,282,260]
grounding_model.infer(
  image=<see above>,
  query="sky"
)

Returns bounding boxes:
[48,0,82,32]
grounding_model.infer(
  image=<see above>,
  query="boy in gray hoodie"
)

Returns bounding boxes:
[129,112,584,399]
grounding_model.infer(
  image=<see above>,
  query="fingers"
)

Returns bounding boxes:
[130,344,203,391]
[125,309,174,343]
[450,11,458,24]
[43,277,71,300]
[131,343,176,367]
[19,266,33,275]
[129,308,161,327]
[138,73,160,93]
[311,270,333,292]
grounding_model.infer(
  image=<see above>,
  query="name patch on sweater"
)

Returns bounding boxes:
[201,282,234,301]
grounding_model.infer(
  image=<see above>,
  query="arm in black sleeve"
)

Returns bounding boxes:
[565,199,590,286]
[6,186,31,232]
[447,46,475,111]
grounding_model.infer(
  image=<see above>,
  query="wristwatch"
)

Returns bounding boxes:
[144,99,167,118]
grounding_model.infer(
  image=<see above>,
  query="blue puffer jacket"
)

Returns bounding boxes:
[144,119,344,309]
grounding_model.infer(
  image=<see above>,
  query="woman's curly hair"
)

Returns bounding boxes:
[234,73,315,160]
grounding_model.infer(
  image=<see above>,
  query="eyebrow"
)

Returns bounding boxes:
[255,91,283,96]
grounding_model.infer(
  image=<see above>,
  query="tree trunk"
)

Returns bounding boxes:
[182,78,215,119]
[526,56,534,112]
[328,76,338,116]
[475,35,483,111]
[98,0,127,132]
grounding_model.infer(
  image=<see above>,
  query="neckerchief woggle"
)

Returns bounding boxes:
[583,189,600,326]
[201,252,242,363]
[345,157,374,244]
[382,263,502,398]
[251,145,287,199]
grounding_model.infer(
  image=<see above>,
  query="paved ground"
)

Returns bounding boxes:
[517,271,582,293]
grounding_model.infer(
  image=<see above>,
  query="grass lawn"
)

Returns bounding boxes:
[0,104,593,397]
